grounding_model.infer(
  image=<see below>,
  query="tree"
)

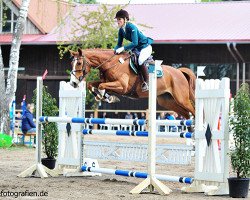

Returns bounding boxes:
[0,0,31,134]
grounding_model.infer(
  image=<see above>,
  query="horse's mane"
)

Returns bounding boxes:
[85,48,113,52]
[84,48,130,56]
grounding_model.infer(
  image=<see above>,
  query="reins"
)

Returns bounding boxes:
[95,54,117,70]
[97,53,132,72]
[72,51,133,80]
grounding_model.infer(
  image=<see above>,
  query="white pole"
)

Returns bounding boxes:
[130,61,171,195]
[148,61,158,186]
[36,77,43,164]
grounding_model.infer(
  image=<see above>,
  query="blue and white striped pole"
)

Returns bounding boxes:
[82,129,194,138]
[39,116,146,125]
[81,166,193,184]
[39,116,193,127]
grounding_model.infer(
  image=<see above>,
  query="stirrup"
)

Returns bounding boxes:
[141,82,149,92]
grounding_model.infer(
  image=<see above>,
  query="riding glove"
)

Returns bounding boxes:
[115,47,124,54]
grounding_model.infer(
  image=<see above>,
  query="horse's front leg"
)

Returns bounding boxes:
[87,81,103,101]
[98,79,129,103]
[87,81,120,103]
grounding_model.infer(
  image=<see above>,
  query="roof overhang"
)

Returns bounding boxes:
[153,40,250,44]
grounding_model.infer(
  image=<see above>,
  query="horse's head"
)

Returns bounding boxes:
[69,49,90,88]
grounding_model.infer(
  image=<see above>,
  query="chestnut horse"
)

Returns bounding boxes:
[69,48,195,119]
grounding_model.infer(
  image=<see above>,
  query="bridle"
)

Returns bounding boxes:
[70,52,132,82]
[70,55,91,82]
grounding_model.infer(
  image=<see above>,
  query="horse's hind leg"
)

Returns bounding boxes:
[167,79,195,117]
[173,93,195,117]
[157,94,190,119]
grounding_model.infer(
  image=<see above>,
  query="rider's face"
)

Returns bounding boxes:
[116,18,125,28]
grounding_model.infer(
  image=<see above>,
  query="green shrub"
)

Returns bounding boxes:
[33,86,59,159]
[229,83,250,178]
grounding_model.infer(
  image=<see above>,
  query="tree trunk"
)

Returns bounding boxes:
[0,0,30,134]
[0,108,11,135]
[0,46,8,134]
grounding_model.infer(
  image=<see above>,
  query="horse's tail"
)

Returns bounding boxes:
[178,67,196,105]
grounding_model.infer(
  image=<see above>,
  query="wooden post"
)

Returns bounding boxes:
[94,109,98,129]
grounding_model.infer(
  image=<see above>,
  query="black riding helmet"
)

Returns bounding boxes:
[115,9,129,20]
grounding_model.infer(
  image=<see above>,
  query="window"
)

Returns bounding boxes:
[0,2,18,33]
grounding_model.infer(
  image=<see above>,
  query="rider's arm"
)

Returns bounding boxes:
[124,24,138,51]
[114,28,124,50]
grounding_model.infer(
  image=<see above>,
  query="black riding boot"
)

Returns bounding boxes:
[140,64,149,92]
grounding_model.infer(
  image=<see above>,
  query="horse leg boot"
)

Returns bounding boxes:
[140,64,149,92]
[98,89,120,103]
[91,87,103,101]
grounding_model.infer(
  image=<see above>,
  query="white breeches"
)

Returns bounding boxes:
[138,45,152,65]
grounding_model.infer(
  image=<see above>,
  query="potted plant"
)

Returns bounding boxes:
[33,86,59,169]
[228,83,250,198]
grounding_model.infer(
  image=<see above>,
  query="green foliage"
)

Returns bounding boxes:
[33,86,59,159]
[229,83,250,178]
[57,4,122,57]
[85,68,100,109]
[2,3,8,27]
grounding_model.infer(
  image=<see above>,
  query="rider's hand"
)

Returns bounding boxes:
[115,47,124,54]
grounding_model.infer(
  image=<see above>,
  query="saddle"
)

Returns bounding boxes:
[129,50,163,77]
[129,50,153,73]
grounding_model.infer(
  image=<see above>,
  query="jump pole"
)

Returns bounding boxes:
[130,61,172,195]
[18,77,58,178]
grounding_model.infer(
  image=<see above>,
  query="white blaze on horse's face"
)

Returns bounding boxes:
[70,58,80,88]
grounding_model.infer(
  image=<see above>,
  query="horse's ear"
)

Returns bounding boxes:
[69,50,77,57]
[78,48,83,57]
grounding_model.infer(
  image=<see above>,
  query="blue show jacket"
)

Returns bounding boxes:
[115,22,153,51]
[21,110,36,133]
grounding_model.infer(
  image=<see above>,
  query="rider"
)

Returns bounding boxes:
[114,9,153,92]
